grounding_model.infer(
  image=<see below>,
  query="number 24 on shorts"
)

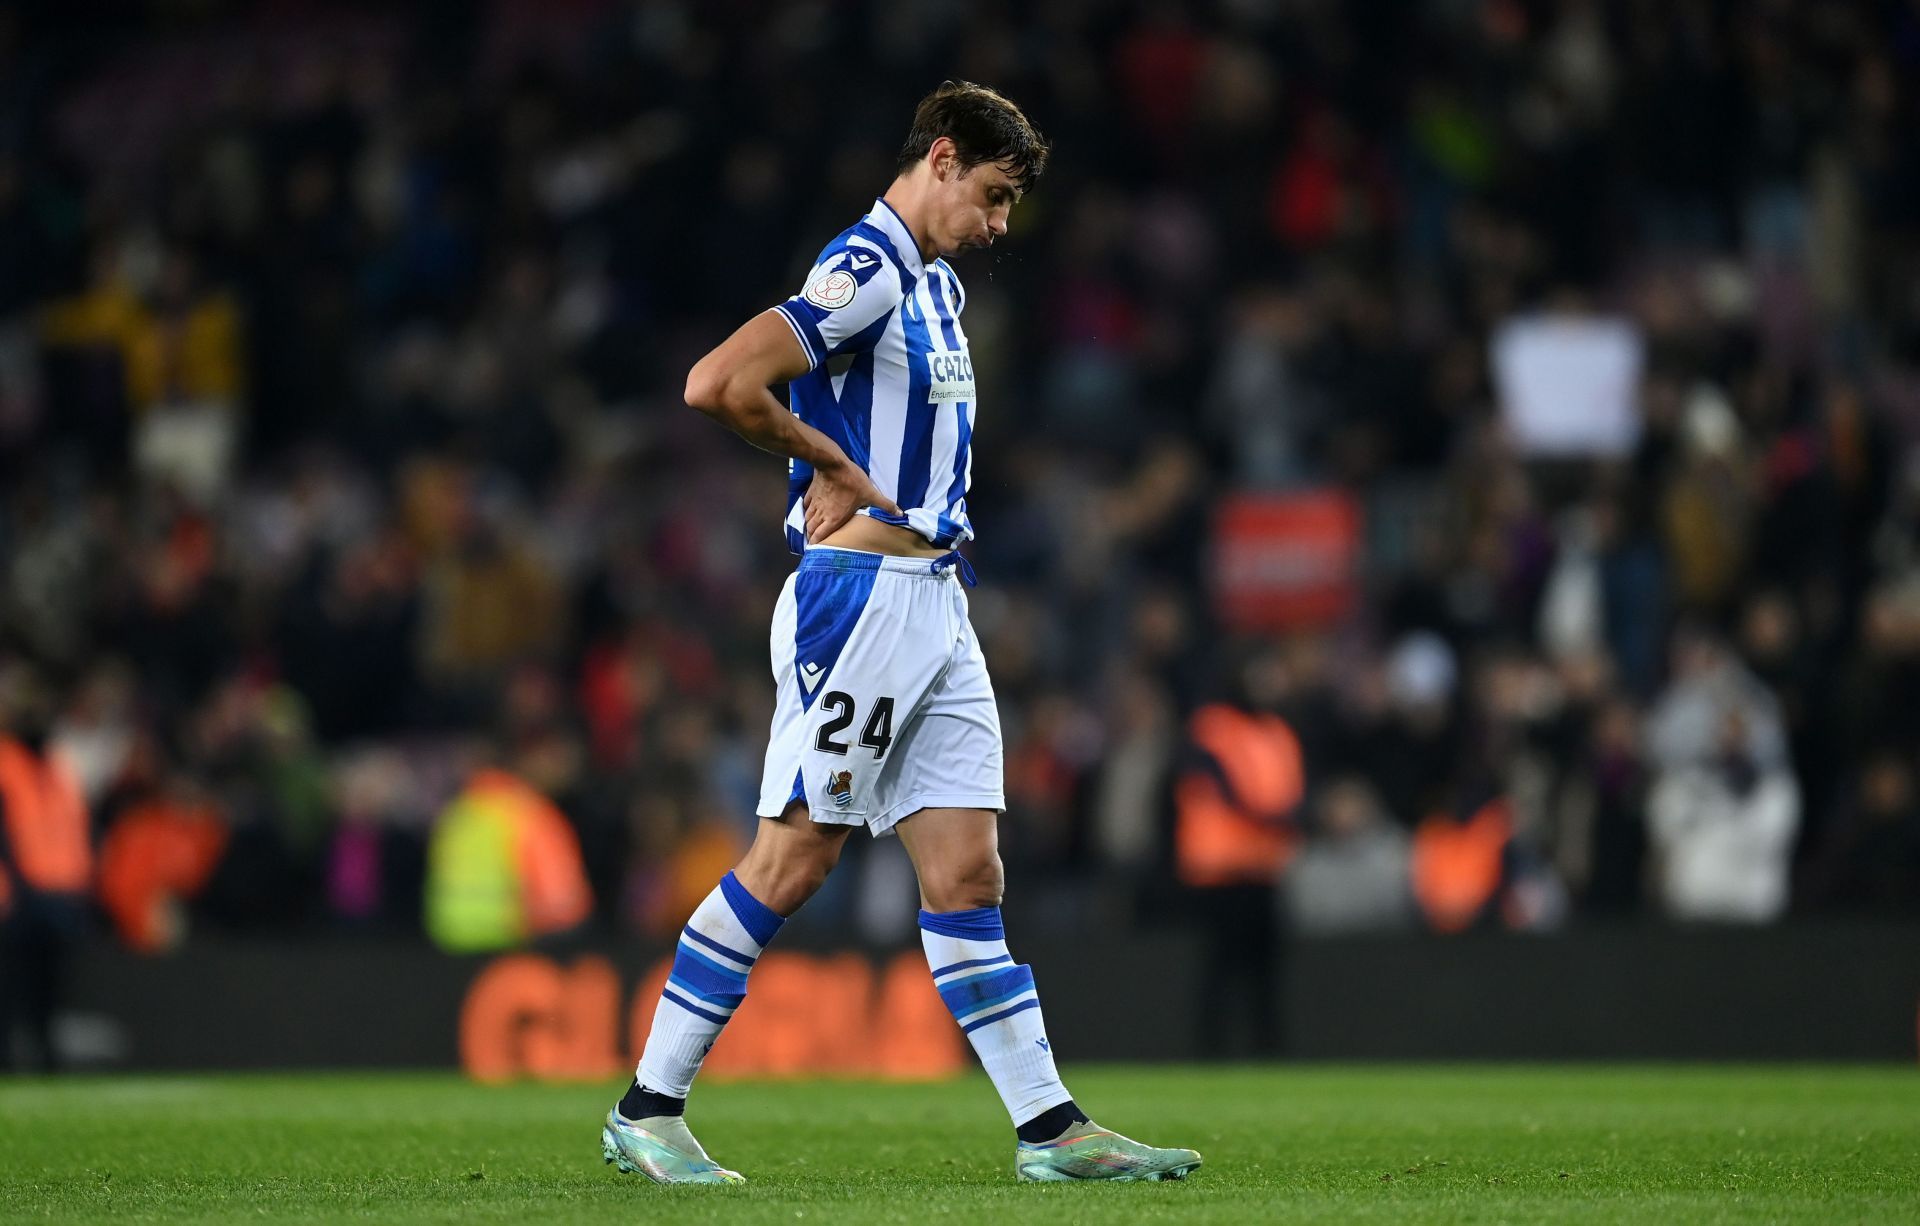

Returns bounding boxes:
[815,692,895,758]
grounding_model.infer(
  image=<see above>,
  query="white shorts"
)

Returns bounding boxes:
[755,547,1005,836]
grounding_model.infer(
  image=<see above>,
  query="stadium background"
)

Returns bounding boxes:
[2,0,1920,1079]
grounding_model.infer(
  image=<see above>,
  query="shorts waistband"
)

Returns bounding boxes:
[800,546,974,585]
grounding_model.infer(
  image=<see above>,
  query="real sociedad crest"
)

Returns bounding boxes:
[825,769,854,809]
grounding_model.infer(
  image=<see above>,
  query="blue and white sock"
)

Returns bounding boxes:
[920,906,1072,1125]
[634,871,784,1100]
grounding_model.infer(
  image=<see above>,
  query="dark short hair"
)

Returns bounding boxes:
[896,80,1049,194]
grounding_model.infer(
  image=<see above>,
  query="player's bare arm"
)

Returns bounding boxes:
[683,313,902,543]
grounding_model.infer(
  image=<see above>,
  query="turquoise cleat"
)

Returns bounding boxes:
[1015,1121,1203,1182]
[601,1109,746,1185]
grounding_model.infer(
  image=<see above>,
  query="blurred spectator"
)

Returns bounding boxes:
[651,806,747,938]
[412,472,564,694]
[1348,632,1460,827]
[0,668,92,1070]
[1174,668,1304,1056]
[96,779,227,954]
[424,764,592,953]
[1286,777,1414,935]
[1086,668,1177,876]
[1647,709,1800,923]
[1410,797,1514,935]
[1644,629,1788,774]
[48,662,138,806]
[1561,697,1650,915]
[324,748,426,928]
[1799,751,1920,916]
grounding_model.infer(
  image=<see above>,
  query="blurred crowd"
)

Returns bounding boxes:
[3,0,1920,967]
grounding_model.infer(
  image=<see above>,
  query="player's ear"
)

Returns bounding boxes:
[928,136,957,181]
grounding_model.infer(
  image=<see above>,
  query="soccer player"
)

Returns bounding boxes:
[600,81,1202,1186]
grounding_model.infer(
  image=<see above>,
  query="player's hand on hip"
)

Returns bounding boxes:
[804,459,902,543]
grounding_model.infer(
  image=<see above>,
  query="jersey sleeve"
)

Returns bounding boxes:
[771,237,904,371]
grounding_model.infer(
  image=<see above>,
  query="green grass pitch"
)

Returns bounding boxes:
[3,1065,1917,1223]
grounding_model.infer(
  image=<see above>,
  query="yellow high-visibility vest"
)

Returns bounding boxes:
[425,792,523,953]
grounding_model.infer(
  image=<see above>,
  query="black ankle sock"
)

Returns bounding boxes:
[1016,1099,1089,1144]
[617,1080,685,1120]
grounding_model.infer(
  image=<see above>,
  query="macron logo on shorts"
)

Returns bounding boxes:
[799,661,825,693]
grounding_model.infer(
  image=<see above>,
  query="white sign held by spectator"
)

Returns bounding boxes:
[1492,313,1645,457]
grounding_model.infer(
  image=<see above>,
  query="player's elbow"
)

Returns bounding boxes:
[683,362,729,416]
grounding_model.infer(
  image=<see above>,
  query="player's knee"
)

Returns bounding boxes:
[755,853,836,915]
[923,851,1004,912]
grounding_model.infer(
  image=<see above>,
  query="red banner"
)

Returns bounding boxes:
[1209,491,1361,630]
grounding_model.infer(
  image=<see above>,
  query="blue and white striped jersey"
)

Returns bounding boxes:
[771,199,977,555]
